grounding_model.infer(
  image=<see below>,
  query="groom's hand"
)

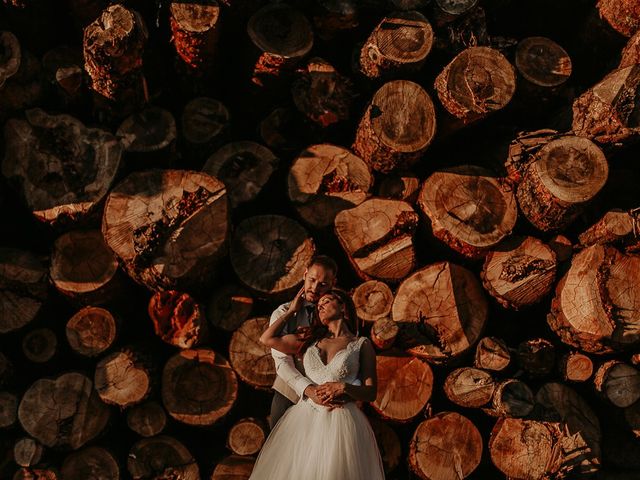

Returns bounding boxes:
[287,286,306,316]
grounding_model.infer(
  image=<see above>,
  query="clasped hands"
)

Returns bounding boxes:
[304,383,346,409]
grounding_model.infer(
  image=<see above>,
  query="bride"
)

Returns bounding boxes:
[249,288,385,480]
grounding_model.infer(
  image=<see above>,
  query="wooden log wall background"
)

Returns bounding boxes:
[2,0,640,478]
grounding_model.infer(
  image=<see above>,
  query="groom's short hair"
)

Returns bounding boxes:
[307,254,338,277]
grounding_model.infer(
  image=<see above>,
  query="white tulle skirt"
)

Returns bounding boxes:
[249,399,385,480]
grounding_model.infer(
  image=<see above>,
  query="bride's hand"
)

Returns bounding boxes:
[287,286,306,316]
[316,382,346,403]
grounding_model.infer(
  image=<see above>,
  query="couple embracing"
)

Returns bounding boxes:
[249,255,385,479]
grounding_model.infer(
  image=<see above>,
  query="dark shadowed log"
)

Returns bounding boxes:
[18,372,110,449]
[288,144,372,229]
[578,209,640,250]
[392,262,488,363]
[489,379,534,418]
[0,31,20,88]
[624,400,640,439]
[126,401,167,437]
[358,11,433,79]
[516,136,608,232]
[61,446,119,480]
[203,141,278,208]
[13,438,43,467]
[369,417,401,474]
[549,234,574,262]
[352,280,393,325]
[429,0,478,27]
[475,336,511,372]
[230,215,315,298]
[620,30,640,68]
[597,0,640,37]
[65,0,107,33]
[408,412,482,480]
[2,109,122,226]
[41,46,87,112]
[259,106,313,153]
[210,455,254,480]
[148,290,207,349]
[162,349,237,426]
[127,435,199,480]
[310,0,358,40]
[226,417,267,456]
[0,37,42,117]
[22,328,57,363]
[372,352,433,422]
[335,198,418,282]
[66,306,117,357]
[353,80,436,173]
[444,367,496,408]
[378,171,420,202]
[559,351,593,382]
[0,392,17,428]
[516,338,556,377]
[0,248,48,334]
[95,348,152,408]
[181,97,230,163]
[417,165,518,259]
[102,169,228,292]
[229,317,275,390]
[12,468,59,480]
[371,316,399,350]
[206,284,253,332]
[433,5,490,56]
[594,360,640,408]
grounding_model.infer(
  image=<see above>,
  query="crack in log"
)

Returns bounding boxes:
[352,210,418,258]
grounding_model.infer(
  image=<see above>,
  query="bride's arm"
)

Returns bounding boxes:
[260,309,303,355]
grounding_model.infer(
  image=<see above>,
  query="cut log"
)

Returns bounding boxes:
[13,438,43,467]
[489,379,534,418]
[352,80,436,173]
[61,446,119,480]
[358,11,433,79]
[620,30,640,68]
[504,129,566,187]
[66,306,117,357]
[0,392,17,428]
[578,209,640,250]
[352,280,393,324]
[12,468,59,480]
[516,136,608,231]
[594,360,640,408]
[230,215,315,298]
[408,412,482,480]
[432,5,490,57]
[127,435,199,480]
[474,336,511,372]
[310,0,358,40]
[559,351,594,382]
[206,284,254,332]
[515,36,571,88]
[0,39,41,117]
[429,0,478,26]
[203,141,278,208]
[371,317,399,350]
[126,401,167,437]
[516,338,556,377]
[335,198,418,282]
[18,372,110,449]
[624,401,640,439]
[226,417,267,456]
[378,172,420,202]
[444,367,496,408]
[148,290,207,349]
[22,328,57,363]
[94,348,152,408]
[181,97,230,162]
[41,46,87,112]
[288,144,372,229]
[417,165,518,259]
[0,31,21,88]
[0,248,48,334]
[597,0,640,37]
[2,109,123,226]
[372,352,433,422]
[102,169,228,292]
[211,455,254,480]
[170,1,220,76]
[369,417,402,474]
[549,234,574,262]
[392,262,488,363]
[259,106,313,153]
[228,317,276,390]
[162,349,237,426]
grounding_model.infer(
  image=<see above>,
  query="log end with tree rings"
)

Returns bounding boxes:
[352,280,393,325]
[211,455,255,480]
[288,144,372,229]
[13,437,43,467]
[127,435,199,480]
[594,360,640,408]
[116,106,177,166]
[0,31,21,88]
[418,165,518,259]
[559,351,593,382]
[181,97,230,153]
[393,262,488,363]
[490,379,534,418]
[230,214,315,298]
[229,317,276,390]
[515,36,572,88]
[169,1,220,73]
[409,412,482,480]
[161,349,237,426]
[369,417,401,474]
[0,392,18,428]
[474,336,510,372]
[444,367,496,408]
[148,290,207,349]
[578,209,638,249]
[226,417,267,456]
[61,446,119,480]
[126,401,167,438]
[1,109,123,226]
[371,316,399,350]
[66,306,117,357]
[434,46,516,124]
[334,198,418,282]
[597,0,640,38]
[22,328,57,363]
[94,349,152,408]
[206,284,254,332]
[203,141,278,208]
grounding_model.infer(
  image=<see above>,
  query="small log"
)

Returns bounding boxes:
[13,438,43,467]
[474,336,511,372]
[516,136,608,231]
[288,143,372,229]
[61,446,119,480]
[371,317,399,350]
[206,284,253,332]
[181,97,230,163]
[126,401,167,437]
[594,360,640,408]
[392,262,488,363]
[516,338,556,377]
[369,417,402,474]
[378,171,420,202]
[358,11,433,79]
[226,417,267,456]
[127,436,199,480]
[230,215,314,298]
[352,80,436,173]
[488,379,534,418]
[66,306,117,357]
[211,455,254,480]
[417,165,518,259]
[549,234,573,262]
[0,392,17,428]
[94,348,152,408]
[559,351,594,382]
[22,328,57,363]
[2,109,123,226]
[578,209,640,250]
[408,412,482,480]
[444,367,496,408]
[335,198,418,282]
[162,349,238,426]
[148,290,207,349]
[429,0,478,27]
[597,0,640,37]
[372,352,433,422]
[102,169,229,292]
[310,0,358,40]
[18,372,110,449]
[620,30,640,68]
[229,317,276,390]
[13,468,59,480]
[203,141,278,208]
[352,280,393,324]
[0,31,20,88]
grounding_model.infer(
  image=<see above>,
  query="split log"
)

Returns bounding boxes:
[288,144,372,229]
[597,0,640,37]
[408,412,482,480]
[489,379,534,418]
[443,367,496,408]
[594,360,640,408]
[0,248,48,334]
[230,215,315,298]
[516,136,608,231]
[358,11,433,79]
[18,372,110,449]
[352,280,393,324]
[206,284,254,332]
[12,468,59,480]
[549,234,574,262]
[13,438,43,467]
[65,306,117,357]
[211,455,254,480]
[372,352,433,422]
[228,317,276,390]
[559,351,594,382]
[61,446,119,480]
[378,172,420,202]
[371,317,399,350]
[226,417,267,456]
[392,262,488,363]
[2,109,123,226]
[0,31,20,88]
[417,165,518,259]
[578,209,640,250]
[203,141,278,208]
[0,392,17,428]
[102,169,228,292]
[620,30,640,68]
[126,401,167,437]
[181,97,230,163]
[335,198,418,282]
[127,435,199,480]
[474,336,511,372]
[161,349,237,426]
[94,348,152,408]
[148,290,207,349]
[516,338,556,377]
[369,417,402,474]
[310,0,358,40]
[22,328,57,363]
[352,80,436,173]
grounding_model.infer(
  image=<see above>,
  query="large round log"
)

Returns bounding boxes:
[22,328,57,363]
[148,290,207,349]
[352,280,393,325]
[444,367,496,408]
[226,417,267,456]
[594,360,640,408]
[61,446,119,480]
[94,348,152,408]
[474,336,511,372]
[228,317,275,390]
[206,284,254,332]
[597,0,640,37]
[369,417,402,474]
[126,401,167,438]
[211,455,254,480]
[170,1,220,76]
[127,435,199,480]
[65,306,117,357]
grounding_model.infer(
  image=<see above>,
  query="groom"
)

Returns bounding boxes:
[268,254,339,428]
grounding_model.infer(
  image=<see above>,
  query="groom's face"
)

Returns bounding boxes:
[303,264,335,303]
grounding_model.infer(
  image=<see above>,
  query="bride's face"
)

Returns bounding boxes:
[317,294,342,324]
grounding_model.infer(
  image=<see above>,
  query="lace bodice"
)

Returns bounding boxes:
[303,336,367,386]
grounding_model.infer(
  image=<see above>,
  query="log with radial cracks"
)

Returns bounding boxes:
[229,317,276,390]
[206,284,254,332]
[504,128,567,186]
[170,1,220,75]
[474,336,510,372]
[594,360,640,408]
[127,435,199,480]
[352,280,393,325]
[61,446,119,480]
[211,455,255,480]
[66,306,117,357]
[148,290,207,349]
[94,348,152,408]
[226,417,267,456]
[515,36,572,90]
[126,401,166,438]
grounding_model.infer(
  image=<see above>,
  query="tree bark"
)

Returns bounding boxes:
[127,435,199,480]
[594,360,640,407]
[12,468,59,480]
[22,328,57,363]
[65,306,117,357]
[620,30,640,68]
[126,401,166,438]
[148,290,207,349]
[94,348,153,408]
[61,446,119,480]
[443,367,496,408]
[226,417,267,456]
[474,336,511,372]
[229,317,276,390]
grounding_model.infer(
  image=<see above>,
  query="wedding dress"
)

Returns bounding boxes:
[249,336,385,480]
